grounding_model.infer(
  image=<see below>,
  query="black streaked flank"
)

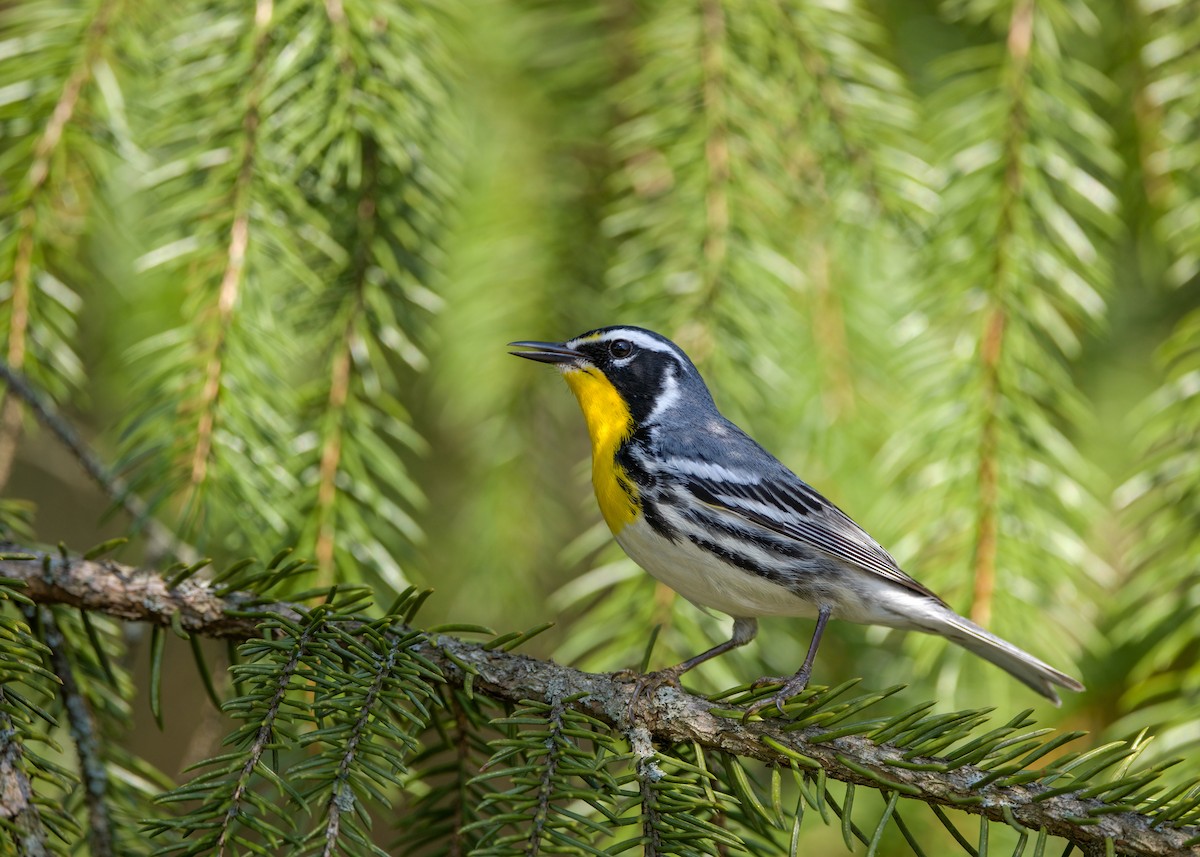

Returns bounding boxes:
[616,437,657,489]
[675,504,816,562]
[638,498,680,544]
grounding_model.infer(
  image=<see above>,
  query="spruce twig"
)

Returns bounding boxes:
[0,702,51,856]
[33,607,114,857]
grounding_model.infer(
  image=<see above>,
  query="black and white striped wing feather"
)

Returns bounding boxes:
[682,473,945,603]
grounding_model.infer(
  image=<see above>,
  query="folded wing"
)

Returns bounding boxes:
[682,472,945,603]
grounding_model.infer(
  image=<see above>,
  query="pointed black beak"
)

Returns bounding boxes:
[508,340,583,365]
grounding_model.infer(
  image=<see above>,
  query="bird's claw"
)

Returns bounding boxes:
[743,672,812,720]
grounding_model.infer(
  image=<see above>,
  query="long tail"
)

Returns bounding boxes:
[930,609,1084,706]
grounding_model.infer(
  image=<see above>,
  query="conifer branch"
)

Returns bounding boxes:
[969,0,1032,627]
[306,0,361,582]
[0,703,49,857]
[311,139,379,581]
[118,0,304,555]
[270,0,462,590]
[971,304,1005,627]
[638,760,665,856]
[35,607,114,857]
[902,0,1118,661]
[0,0,120,491]
[188,0,274,498]
[317,624,403,857]
[528,698,566,855]
[3,548,1197,856]
[782,0,892,215]
[313,305,358,579]
[217,622,313,856]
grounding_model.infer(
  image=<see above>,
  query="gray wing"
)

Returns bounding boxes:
[681,469,945,604]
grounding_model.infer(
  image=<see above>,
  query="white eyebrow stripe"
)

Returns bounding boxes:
[567,329,687,365]
[614,330,676,353]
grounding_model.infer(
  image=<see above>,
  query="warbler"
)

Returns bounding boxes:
[510,326,1084,713]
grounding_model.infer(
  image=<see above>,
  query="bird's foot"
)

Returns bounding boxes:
[620,666,686,718]
[743,670,813,719]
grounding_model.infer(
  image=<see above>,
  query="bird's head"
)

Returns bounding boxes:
[509,326,712,430]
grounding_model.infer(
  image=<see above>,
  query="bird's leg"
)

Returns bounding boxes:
[746,604,833,717]
[627,617,758,713]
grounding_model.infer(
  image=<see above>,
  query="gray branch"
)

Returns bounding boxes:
[35,607,114,857]
[0,702,49,857]
[2,547,1197,857]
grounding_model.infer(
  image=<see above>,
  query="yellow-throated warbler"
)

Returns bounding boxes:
[510,326,1084,713]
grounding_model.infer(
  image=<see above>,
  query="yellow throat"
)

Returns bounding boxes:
[561,367,639,533]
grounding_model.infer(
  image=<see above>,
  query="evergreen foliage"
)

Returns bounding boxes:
[110,0,463,585]
[1097,0,1200,784]
[146,587,442,855]
[1,0,1199,855]
[881,0,1118,697]
[394,686,499,854]
[0,575,72,852]
[6,551,1200,856]
[1109,306,1200,778]
[0,563,166,856]
[0,0,120,485]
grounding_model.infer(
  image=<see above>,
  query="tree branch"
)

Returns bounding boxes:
[0,702,50,857]
[34,607,114,857]
[0,0,123,493]
[187,0,274,498]
[970,0,1034,629]
[1,547,1197,857]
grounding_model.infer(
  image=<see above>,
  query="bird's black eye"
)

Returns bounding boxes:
[609,339,634,359]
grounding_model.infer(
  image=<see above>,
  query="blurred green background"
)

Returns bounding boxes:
[2,0,1199,852]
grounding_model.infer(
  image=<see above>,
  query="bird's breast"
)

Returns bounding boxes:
[561,367,639,533]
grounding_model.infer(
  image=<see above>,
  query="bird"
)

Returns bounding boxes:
[509,325,1084,714]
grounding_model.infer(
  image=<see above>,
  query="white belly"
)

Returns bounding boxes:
[615,516,822,619]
